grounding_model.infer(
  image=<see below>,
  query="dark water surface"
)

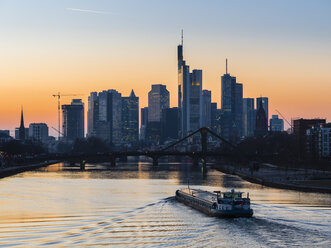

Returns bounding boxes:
[0,162,330,247]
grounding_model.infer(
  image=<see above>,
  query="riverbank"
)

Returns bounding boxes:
[0,160,59,179]
[212,163,331,194]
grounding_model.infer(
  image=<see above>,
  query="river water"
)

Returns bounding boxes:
[0,161,330,247]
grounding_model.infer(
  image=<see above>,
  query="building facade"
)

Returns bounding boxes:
[161,107,179,142]
[243,98,256,137]
[211,102,218,133]
[140,107,148,141]
[87,90,122,145]
[254,98,268,136]
[148,84,169,122]
[147,84,169,144]
[293,118,326,158]
[122,90,139,145]
[201,90,211,128]
[306,123,331,159]
[28,123,49,143]
[62,99,84,142]
[270,115,284,132]
[177,37,202,137]
[256,97,269,126]
[220,68,243,142]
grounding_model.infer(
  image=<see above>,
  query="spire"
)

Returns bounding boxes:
[19,106,26,141]
[130,89,136,98]
[20,106,24,128]
[181,29,183,46]
[226,58,228,74]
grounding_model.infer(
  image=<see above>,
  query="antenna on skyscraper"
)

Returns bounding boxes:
[226,58,228,74]
[181,29,183,46]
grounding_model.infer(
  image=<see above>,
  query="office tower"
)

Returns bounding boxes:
[28,123,49,143]
[161,107,179,142]
[62,99,84,142]
[190,70,202,131]
[201,90,212,128]
[177,32,203,137]
[211,102,217,132]
[87,90,122,144]
[87,92,98,137]
[254,98,268,136]
[140,107,148,141]
[148,84,169,122]
[220,59,243,142]
[122,90,139,144]
[19,108,25,141]
[270,115,284,132]
[243,98,256,137]
[256,97,269,125]
[147,84,169,143]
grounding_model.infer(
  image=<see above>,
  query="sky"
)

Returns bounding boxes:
[0,0,330,136]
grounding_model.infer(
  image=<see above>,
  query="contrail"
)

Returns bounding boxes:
[66,8,109,14]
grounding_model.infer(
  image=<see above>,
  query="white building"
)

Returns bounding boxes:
[29,123,49,143]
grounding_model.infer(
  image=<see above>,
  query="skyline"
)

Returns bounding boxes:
[1,0,331,135]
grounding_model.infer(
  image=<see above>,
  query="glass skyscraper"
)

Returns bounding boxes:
[122,90,139,145]
[62,99,84,142]
[177,35,202,137]
[201,90,212,128]
[243,98,256,137]
[87,90,122,145]
[220,66,243,142]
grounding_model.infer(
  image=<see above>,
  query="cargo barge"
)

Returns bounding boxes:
[175,188,253,218]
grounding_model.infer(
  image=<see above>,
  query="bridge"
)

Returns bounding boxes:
[47,127,247,168]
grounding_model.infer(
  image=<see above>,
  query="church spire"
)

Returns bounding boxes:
[19,107,26,141]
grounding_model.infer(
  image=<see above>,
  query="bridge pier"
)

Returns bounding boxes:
[192,156,199,167]
[111,156,116,167]
[152,156,158,167]
[80,160,86,170]
[201,157,207,170]
[119,156,127,162]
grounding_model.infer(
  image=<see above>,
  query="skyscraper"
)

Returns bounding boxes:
[147,84,169,143]
[256,97,269,126]
[177,32,202,137]
[122,90,139,144]
[243,98,256,137]
[220,59,243,142]
[161,107,179,142]
[62,99,84,142]
[87,92,98,137]
[201,90,212,128]
[148,84,169,122]
[87,90,122,144]
[190,69,202,131]
[211,102,218,132]
[140,107,148,141]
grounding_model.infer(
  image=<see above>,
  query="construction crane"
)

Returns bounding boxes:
[51,126,64,137]
[52,92,82,140]
[275,109,292,130]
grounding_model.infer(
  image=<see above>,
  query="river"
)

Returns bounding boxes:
[0,161,330,247]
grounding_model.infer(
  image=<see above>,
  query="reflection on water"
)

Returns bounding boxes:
[0,162,330,247]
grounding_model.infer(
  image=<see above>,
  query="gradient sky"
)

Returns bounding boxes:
[0,0,330,136]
